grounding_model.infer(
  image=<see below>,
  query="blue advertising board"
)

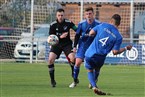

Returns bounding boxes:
[45,43,145,65]
[105,44,145,65]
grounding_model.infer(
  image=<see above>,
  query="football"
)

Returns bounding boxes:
[47,34,59,46]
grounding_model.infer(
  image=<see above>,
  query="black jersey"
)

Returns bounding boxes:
[49,19,77,46]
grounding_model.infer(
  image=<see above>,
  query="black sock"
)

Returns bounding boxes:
[70,65,74,78]
[48,64,55,81]
[70,62,75,78]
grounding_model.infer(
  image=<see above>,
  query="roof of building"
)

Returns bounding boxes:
[57,0,145,3]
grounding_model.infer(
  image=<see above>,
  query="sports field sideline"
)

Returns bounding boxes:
[0,63,144,97]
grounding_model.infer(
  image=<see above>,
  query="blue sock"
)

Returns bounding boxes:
[94,70,100,82]
[74,66,80,79]
[88,71,96,87]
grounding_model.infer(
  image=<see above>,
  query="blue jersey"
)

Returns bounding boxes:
[76,19,101,40]
[76,19,101,59]
[85,23,123,58]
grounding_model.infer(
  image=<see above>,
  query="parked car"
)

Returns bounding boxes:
[0,27,16,58]
[14,24,50,61]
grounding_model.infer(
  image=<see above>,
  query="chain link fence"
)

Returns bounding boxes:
[0,0,145,64]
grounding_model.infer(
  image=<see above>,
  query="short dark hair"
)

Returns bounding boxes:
[56,8,64,13]
[112,14,121,26]
[85,7,94,12]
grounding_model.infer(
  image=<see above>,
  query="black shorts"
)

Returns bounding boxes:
[50,43,73,59]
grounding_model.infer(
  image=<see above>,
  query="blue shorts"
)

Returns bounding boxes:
[75,45,88,59]
[84,54,106,70]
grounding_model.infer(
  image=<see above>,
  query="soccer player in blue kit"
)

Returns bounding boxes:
[85,14,132,95]
[69,7,101,88]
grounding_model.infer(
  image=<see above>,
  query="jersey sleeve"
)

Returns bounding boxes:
[73,23,82,47]
[112,36,122,50]
[49,24,55,35]
[73,34,80,47]
[70,21,77,31]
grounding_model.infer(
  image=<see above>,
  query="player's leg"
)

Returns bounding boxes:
[69,45,86,88]
[48,52,57,87]
[85,56,107,95]
[94,68,100,83]
[65,55,74,78]
[69,58,82,88]
[74,58,82,81]
[89,68,100,89]
[94,55,106,84]
[85,57,97,88]
[63,44,75,79]
[87,69,106,95]
[67,52,75,76]
[48,46,62,87]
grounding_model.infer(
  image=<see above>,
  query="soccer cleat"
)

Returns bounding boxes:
[93,87,107,95]
[51,80,56,87]
[88,79,98,89]
[69,79,79,88]
[88,83,93,89]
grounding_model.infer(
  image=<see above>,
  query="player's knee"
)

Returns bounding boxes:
[75,58,83,66]
[87,69,93,72]
[68,53,75,62]
[75,63,81,67]
[48,58,55,64]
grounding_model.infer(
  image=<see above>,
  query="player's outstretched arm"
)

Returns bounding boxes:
[112,45,132,55]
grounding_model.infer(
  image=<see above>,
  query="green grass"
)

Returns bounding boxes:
[0,62,145,97]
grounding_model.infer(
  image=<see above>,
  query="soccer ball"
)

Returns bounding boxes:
[47,34,59,46]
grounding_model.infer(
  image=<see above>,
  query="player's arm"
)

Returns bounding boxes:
[49,23,56,35]
[49,25,53,35]
[89,25,99,36]
[73,33,80,52]
[60,32,68,39]
[71,24,77,32]
[70,21,78,52]
[89,29,96,36]
[112,37,132,55]
[73,33,81,48]
[69,20,77,31]
[73,23,82,48]
[83,29,96,47]
[49,22,64,39]
[84,26,98,45]
[112,45,132,55]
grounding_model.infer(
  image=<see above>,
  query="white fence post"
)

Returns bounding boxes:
[30,0,34,63]
[130,0,134,43]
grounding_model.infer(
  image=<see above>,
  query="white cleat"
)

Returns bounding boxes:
[88,83,93,89]
[69,80,79,88]
[69,82,77,88]
[69,79,79,88]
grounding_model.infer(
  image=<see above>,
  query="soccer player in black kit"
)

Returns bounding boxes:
[48,8,77,87]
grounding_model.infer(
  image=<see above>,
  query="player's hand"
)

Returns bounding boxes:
[72,47,77,53]
[126,45,132,50]
[60,32,68,39]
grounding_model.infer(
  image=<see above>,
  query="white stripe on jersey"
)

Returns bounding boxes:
[50,21,57,26]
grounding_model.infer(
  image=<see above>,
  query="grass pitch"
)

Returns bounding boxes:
[0,62,145,97]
